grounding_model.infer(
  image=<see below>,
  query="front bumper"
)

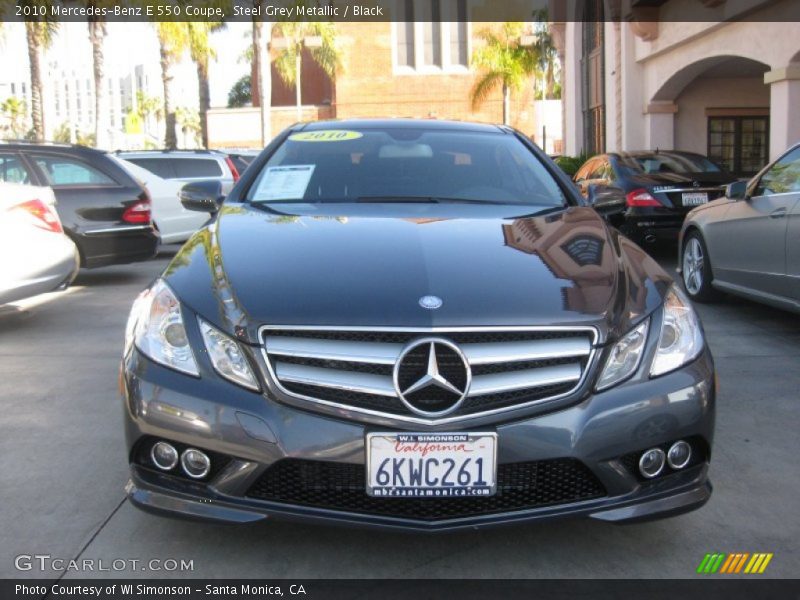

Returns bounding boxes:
[121,347,715,531]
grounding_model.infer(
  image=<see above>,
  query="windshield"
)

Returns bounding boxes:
[247,128,567,207]
[617,153,723,176]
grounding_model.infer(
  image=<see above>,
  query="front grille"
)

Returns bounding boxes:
[246,459,606,521]
[262,327,596,421]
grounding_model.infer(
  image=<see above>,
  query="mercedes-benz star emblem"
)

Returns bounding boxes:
[418,295,443,310]
[393,338,471,417]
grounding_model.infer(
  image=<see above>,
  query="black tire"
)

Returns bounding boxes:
[681,231,719,302]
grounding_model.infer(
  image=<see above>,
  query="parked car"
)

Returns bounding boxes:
[0,182,79,304]
[116,150,239,194]
[112,157,209,244]
[573,151,738,245]
[122,119,715,530]
[220,149,260,177]
[0,142,158,268]
[679,142,800,313]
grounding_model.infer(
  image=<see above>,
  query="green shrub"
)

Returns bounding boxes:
[554,151,592,177]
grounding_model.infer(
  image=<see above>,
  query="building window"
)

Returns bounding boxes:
[394,0,468,73]
[581,0,605,155]
[708,116,769,177]
[396,1,415,68]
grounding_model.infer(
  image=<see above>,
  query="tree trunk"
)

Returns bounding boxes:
[545,60,555,100]
[25,23,45,141]
[89,18,109,148]
[295,50,302,121]
[254,21,272,146]
[502,82,510,126]
[251,19,261,108]
[196,58,210,148]
[160,43,177,150]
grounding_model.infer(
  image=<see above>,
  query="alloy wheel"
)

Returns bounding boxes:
[683,237,704,295]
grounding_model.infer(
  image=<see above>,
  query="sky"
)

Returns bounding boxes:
[0,22,253,108]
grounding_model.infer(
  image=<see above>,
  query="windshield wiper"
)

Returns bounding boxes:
[508,205,569,219]
[356,196,498,205]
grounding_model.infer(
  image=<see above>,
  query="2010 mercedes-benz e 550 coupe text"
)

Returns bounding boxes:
[121,120,715,531]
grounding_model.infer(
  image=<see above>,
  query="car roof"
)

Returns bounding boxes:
[297,118,507,134]
[116,150,223,158]
[0,140,107,156]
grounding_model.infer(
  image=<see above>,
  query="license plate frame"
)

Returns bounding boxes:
[366,432,498,498]
[682,192,709,206]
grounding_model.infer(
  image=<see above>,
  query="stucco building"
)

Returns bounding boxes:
[208,19,542,148]
[551,0,800,176]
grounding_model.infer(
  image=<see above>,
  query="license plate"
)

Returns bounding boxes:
[682,192,708,206]
[366,432,497,498]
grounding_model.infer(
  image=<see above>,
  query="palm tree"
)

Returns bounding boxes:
[136,91,162,127]
[272,21,340,121]
[175,106,201,148]
[1,96,28,138]
[470,22,540,126]
[20,3,58,140]
[251,8,272,145]
[154,22,189,149]
[86,5,108,148]
[186,4,227,148]
[532,9,561,100]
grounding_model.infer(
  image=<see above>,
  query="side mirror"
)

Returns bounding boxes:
[180,181,224,214]
[726,180,748,201]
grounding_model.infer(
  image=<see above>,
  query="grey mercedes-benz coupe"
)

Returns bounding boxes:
[680,142,799,313]
[121,119,715,530]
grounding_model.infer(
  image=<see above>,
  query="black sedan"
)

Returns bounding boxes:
[573,151,738,245]
[0,142,159,268]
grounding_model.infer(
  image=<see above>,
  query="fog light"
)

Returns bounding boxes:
[181,448,211,479]
[639,448,665,479]
[150,441,178,471]
[667,440,692,469]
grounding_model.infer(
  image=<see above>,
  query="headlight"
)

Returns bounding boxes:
[198,318,259,391]
[650,286,704,377]
[596,320,649,391]
[127,279,199,376]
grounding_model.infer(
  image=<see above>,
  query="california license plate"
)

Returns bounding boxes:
[366,432,497,497]
[682,192,708,206]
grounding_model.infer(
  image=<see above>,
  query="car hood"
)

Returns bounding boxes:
[164,203,672,345]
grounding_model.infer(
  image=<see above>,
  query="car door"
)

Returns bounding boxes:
[774,148,800,302]
[711,146,800,297]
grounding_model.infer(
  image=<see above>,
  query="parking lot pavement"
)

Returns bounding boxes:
[1,244,798,580]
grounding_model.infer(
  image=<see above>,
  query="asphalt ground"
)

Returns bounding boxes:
[1,243,797,579]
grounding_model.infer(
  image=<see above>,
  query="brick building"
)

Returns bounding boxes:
[208,21,540,148]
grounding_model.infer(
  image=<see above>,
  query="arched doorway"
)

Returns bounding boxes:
[651,56,771,176]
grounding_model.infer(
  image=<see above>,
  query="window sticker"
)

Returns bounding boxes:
[289,130,363,142]
[252,165,315,201]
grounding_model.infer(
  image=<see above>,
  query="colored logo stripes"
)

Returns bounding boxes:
[697,553,773,574]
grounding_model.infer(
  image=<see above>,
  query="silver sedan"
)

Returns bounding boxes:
[0,182,80,305]
[679,143,800,313]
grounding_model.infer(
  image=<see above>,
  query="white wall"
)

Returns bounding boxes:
[532,100,563,154]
